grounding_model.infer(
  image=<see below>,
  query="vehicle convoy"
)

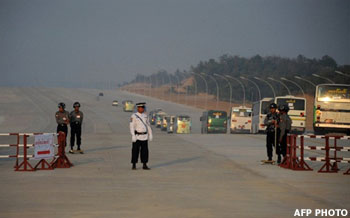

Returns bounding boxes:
[200,110,227,134]
[155,111,167,128]
[112,100,119,106]
[174,115,191,134]
[229,106,252,134]
[313,84,350,135]
[122,100,134,112]
[251,98,274,134]
[275,95,306,133]
[166,116,175,133]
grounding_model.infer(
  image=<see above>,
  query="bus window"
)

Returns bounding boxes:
[276,99,305,110]
[318,85,350,102]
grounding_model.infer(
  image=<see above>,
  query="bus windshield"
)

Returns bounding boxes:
[208,111,227,119]
[232,108,251,117]
[277,98,305,110]
[178,116,190,121]
[317,85,350,103]
[261,101,271,114]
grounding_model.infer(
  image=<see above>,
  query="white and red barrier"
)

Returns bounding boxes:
[280,134,350,175]
[0,132,73,171]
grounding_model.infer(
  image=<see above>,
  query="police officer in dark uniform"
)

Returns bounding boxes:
[264,103,279,162]
[129,102,153,170]
[55,102,70,144]
[69,102,84,154]
[278,104,292,162]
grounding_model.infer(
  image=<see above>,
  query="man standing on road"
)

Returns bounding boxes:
[278,105,292,162]
[129,102,153,170]
[264,103,279,162]
[55,102,70,145]
[69,102,84,154]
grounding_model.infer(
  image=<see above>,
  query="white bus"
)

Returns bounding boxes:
[275,95,306,133]
[314,84,350,135]
[251,98,274,134]
[229,106,252,133]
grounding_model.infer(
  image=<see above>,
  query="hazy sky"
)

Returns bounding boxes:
[0,0,349,86]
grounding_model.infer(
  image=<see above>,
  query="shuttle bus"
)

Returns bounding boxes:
[314,84,350,135]
[229,106,252,134]
[174,115,191,134]
[251,98,274,134]
[275,95,306,133]
[200,110,227,134]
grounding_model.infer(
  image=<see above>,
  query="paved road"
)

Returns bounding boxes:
[0,87,349,218]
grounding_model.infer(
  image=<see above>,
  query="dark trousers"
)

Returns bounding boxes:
[131,140,149,164]
[266,130,280,159]
[70,122,82,149]
[279,130,289,157]
[57,124,68,145]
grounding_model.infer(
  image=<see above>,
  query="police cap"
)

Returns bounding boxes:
[136,102,146,107]
[73,102,81,108]
[269,103,277,109]
[58,102,66,109]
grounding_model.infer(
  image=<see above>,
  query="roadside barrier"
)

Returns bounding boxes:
[280,134,350,175]
[0,132,73,171]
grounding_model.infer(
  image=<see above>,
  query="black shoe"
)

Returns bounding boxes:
[132,164,136,170]
[69,149,74,154]
[143,164,150,170]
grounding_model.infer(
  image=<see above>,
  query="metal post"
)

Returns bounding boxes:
[268,77,291,95]
[205,74,220,109]
[240,76,260,102]
[312,73,335,84]
[254,77,276,98]
[195,73,208,110]
[281,77,305,98]
[214,73,232,109]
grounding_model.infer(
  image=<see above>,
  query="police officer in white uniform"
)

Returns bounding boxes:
[129,102,153,170]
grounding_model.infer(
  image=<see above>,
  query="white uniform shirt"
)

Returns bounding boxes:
[130,112,153,141]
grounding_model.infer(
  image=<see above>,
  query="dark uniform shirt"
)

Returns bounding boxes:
[55,111,70,125]
[264,112,279,132]
[279,113,292,141]
[69,111,84,125]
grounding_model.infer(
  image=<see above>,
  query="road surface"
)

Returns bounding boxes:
[0,87,349,218]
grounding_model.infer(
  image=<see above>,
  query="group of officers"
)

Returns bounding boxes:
[54,100,290,168]
[264,103,292,164]
[55,102,84,154]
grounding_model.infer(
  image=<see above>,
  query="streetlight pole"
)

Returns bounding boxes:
[204,73,220,109]
[240,76,261,101]
[335,70,350,78]
[166,73,172,102]
[294,76,316,87]
[195,73,208,110]
[214,73,232,109]
[281,77,305,98]
[254,77,276,98]
[268,77,291,95]
[226,75,246,106]
[189,73,198,108]
[173,74,181,103]
[312,73,335,84]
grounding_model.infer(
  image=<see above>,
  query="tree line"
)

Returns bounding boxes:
[127,54,350,104]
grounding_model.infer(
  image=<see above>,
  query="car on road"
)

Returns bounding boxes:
[174,115,191,134]
[122,100,134,112]
[155,111,167,128]
[229,106,252,134]
[112,100,119,106]
[166,116,175,133]
[149,109,163,125]
[161,116,169,131]
[200,110,227,134]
